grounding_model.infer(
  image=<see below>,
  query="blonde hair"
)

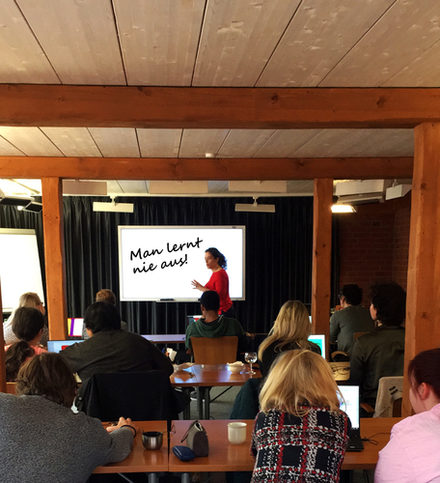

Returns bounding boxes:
[18,292,43,309]
[259,350,341,416]
[258,300,311,361]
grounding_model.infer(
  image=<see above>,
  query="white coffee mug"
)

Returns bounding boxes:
[228,422,247,444]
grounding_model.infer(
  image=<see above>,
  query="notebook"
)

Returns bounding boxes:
[47,340,81,353]
[338,385,364,452]
[308,334,326,360]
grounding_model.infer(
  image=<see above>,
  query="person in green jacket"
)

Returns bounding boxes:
[185,290,245,356]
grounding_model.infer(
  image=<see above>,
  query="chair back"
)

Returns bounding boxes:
[374,376,403,418]
[79,370,178,421]
[191,336,238,364]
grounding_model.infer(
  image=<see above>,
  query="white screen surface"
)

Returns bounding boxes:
[338,385,360,429]
[0,228,45,312]
[118,226,245,301]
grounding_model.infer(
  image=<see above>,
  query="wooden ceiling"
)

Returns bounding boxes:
[2,0,437,195]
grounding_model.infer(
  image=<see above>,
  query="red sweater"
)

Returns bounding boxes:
[205,269,232,314]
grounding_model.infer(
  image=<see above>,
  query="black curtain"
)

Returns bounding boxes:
[1,196,338,334]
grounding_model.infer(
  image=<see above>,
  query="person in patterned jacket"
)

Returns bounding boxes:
[251,350,349,482]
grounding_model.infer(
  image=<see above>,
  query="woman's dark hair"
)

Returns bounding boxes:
[84,301,121,333]
[370,282,406,326]
[6,342,35,382]
[16,353,77,407]
[205,247,227,269]
[12,307,45,341]
[340,284,362,306]
[408,348,440,400]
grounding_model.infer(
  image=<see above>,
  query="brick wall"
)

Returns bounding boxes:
[337,194,411,304]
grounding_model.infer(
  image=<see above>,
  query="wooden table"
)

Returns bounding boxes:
[94,420,168,481]
[169,418,399,480]
[142,334,186,344]
[171,364,262,419]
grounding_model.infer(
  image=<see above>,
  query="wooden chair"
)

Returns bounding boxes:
[191,336,238,364]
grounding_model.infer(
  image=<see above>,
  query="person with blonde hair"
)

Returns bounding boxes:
[251,350,349,482]
[258,300,320,376]
[3,292,46,345]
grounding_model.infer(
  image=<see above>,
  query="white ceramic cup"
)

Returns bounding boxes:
[228,422,247,444]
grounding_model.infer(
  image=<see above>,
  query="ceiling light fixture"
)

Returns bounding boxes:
[93,196,134,213]
[331,204,356,214]
[235,197,275,213]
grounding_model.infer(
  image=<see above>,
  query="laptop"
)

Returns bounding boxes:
[67,317,84,338]
[308,334,326,360]
[186,315,202,326]
[47,340,81,353]
[338,385,364,452]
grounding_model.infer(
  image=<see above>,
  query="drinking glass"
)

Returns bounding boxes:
[244,352,257,375]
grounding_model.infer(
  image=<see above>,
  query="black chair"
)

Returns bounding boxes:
[78,371,179,421]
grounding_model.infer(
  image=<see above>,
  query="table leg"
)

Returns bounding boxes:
[182,388,191,419]
[204,387,211,419]
[197,387,203,420]
[147,473,158,483]
[181,473,191,483]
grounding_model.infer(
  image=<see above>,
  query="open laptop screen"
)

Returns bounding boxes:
[47,340,80,353]
[338,385,360,429]
[186,315,202,326]
[308,334,326,360]
[67,317,84,337]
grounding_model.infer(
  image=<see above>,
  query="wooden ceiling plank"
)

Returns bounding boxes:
[0,0,59,83]
[322,0,440,87]
[179,129,229,157]
[217,129,276,157]
[2,85,440,128]
[258,0,394,87]
[254,129,322,157]
[0,127,62,156]
[137,129,182,157]
[41,127,101,157]
[114,0,204,86]
[0,156,413,180]
[89,128,140,157]
[293,129,413,157]
[193,0,300,86]
[17,0,125,85]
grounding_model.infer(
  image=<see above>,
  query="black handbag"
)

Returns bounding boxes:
[180,420,209,457]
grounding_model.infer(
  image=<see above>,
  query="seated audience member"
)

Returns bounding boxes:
[251,350,349,482]
[330,284,374,355]
[375,348,440,482]
[5,307,47,381]
[185,290,245,355]
[82,288,128,339]
[0,353,134,482]
[258,300,321,377]
[350,282,406,407]
[60,302,173,401]
[3,292,46,345]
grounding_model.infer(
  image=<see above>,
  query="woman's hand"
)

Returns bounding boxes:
[106,416,136,436]
[191,279,204,291]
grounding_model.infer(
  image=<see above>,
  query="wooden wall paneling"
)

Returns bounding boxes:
[17,0,125,85]
[193,0,300,86]
[217,129,276,157]
[113,0,204,86]
[0,282,5,392]
[137,129,182,157]
[403,122,440,415]
[0,127,62,156]
[322,0,440,87]
[257,0,394,87]
[41,178,67,340]
[254,129,321,157]
[0,136,24,156]
[311,179,333,353]
[0,156,413,180]
[40,128,102,157]
[3,86,440,128]
[89,128,140,157]
[293,129,413,157]
[0,0,59,83]
[179,129,229,158]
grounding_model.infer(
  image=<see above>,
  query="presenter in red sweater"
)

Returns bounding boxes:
[192,247,234,316]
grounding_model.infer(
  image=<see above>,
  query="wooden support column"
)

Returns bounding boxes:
[311,179,333,357]
[403,123,440,415]
[41,178,67,340]
[0,282,6,392]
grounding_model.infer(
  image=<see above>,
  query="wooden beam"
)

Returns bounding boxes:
[0,85,440,128]
[402,122,440,416]
[0,156,413,180]
[0,282,6,392]
[311,178,333,358]
[41,178,67,340]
